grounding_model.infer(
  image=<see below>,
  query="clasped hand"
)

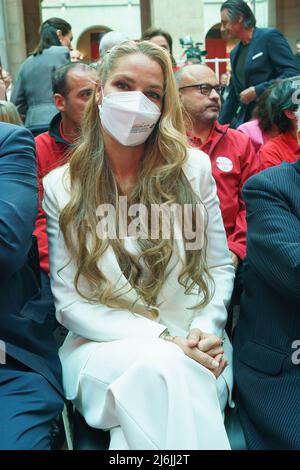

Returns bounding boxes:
[172,328,227,378]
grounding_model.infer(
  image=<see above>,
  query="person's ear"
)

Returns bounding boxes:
[95,82,102,105]
[54,93,66,112]
[283,109,296,121]
[178,89,185,105]
[56,29,63,44]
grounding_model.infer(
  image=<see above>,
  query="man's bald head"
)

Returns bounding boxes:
[175,64,217,89]
[176,64,222,128]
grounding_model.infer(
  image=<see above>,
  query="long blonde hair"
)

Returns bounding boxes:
[0,101,23,125]
[60,41,213,311]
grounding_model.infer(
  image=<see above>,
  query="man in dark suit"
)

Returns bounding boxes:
[0,123,64,449]
[233,155,300,449]
[219,0,300,128]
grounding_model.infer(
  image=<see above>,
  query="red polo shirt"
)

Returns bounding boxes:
[188,122,260,260]
[260,131,300,170]
[34,113,70,274]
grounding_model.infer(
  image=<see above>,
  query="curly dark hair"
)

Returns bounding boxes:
[254,79,300,133]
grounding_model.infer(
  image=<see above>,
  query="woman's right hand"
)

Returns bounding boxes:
[172,332,227,378]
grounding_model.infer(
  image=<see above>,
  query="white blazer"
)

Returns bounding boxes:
[43,148,235,399]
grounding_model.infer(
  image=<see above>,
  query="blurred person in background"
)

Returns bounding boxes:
[70,49,84,62]
[98,31,129,64]
[141,27,179,71]
[0,101,23,126]
[220,72,230,103]
[238,84,280,154]
[2,69,13,100]
[0,59,6,100]
[11,18,72,133]
[259,79,300,169]
[219,0,300,128]
[0,57,13,100]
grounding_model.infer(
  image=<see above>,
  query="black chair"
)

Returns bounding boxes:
[73,411,110,450]
[28,125,49,137]
[68,405,246,450]
[27,235,41,288]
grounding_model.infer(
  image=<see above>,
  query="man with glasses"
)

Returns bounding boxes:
[176,64,260,269]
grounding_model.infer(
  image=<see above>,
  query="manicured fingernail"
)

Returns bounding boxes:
[212,360,220,368]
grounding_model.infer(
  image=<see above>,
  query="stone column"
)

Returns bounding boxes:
[0,0,9,69]
[268,0,277,28]
[2,0,27,79]
[22,0,41,56]
[276,0,300,49]
[140,0,151,33]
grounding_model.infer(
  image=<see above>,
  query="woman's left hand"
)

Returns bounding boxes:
[187,328,224,358]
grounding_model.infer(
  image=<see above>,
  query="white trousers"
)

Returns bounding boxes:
[72,338,230,450]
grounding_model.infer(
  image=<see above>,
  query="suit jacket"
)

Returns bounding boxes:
[219,27,300,128]
[233,159,300,449]
[43,148,235,399]
[0,123,63,396]
[11,46,70,129]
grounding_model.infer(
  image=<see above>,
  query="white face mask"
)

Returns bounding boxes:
[99,90,161,147]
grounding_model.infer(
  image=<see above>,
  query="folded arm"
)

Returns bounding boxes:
[0,126,37,281]
[243,171,300,299]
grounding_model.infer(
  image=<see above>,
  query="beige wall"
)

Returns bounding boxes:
[42,0,142,49]
[276,0,300,52]
[151,0,204,62]
[268,0,277,28]
[3,0,27,79]
[77,26,110,62]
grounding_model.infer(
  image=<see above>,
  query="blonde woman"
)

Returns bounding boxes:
[43,41,235,450]
[0,101,23,125]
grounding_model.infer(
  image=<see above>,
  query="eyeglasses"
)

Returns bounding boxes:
[178,83,223,96]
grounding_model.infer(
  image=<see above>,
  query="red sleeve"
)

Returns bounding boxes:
[227,137,261,260]
[33,136,50,275]
[259,140,283,170]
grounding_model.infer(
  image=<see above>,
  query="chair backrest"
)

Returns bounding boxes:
[28,125,49,137]
[225,406,247,450]
[73,410,110,450]
[69,407,247,450]
[27,234,41,288]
